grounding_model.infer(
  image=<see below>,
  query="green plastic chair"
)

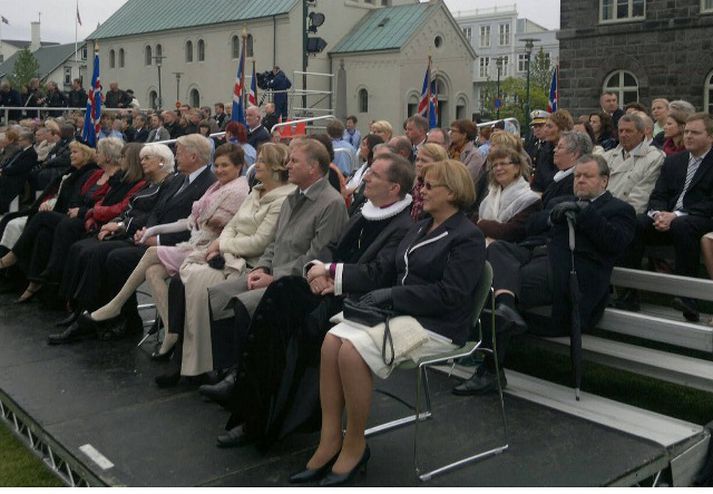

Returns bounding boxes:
[365,261,509,481]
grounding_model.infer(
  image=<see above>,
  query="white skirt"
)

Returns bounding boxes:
[0,216,27,249]
[328,321,458,379]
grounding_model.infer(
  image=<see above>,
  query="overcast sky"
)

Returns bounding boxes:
[0,0,560,44]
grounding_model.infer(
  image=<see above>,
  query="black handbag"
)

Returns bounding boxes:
[342,298,396,366]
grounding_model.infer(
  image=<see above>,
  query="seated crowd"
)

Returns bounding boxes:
[1,87,713,485]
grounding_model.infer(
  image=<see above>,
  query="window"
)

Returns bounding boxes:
[705,70,713,114]
[498,23,510,46]
[81,46,87,59]
[156,44,163,60]
[358,88,369,113]
[119,48,125,68]
[190,88,200,107]
[603,70,639,105]
[197,39,205,61]
[462,27,472,41]
[231,35,240,59]
[479,25,490,48]
[704,0,713,12]
[246,34,254,57]
[407,93,419,117]
[149,90,158,110]
[479,57,490,78]
[498,56,509,77]
[600,0,645,22]
[518,53,528,72]
[145,45,152,65]
[109,49,115,68]
[185,40,193,62]
[64,67,72,86]
[456,97,467,120]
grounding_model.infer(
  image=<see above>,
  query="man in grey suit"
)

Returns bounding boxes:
[147,113,171,142]
[181,139,349,381]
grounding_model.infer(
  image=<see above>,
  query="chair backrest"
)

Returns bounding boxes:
[471,260,494,329]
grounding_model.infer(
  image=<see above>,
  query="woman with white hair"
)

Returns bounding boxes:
[54,143,176,327]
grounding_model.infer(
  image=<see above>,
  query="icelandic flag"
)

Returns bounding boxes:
[547,66,559,113]
[82,53,102,147]
[232,43,246,125]
[248,65,257,106]
[417,58,431,117]
[429,80,438,129]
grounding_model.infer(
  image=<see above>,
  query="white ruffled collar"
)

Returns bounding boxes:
[361,194,413,221]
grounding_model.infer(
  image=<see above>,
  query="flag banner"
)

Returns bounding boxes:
[232,42,246,125]
[82,53,102,147]
[429,80,438,129]
[417,57,431,117]
[547,66,559,113]
[248,64,257,107]
[76,5,82,26]
[1,16,9,25]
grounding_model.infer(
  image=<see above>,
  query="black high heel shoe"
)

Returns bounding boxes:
[150,348,174,361]
[319,445,370,486]
[55,311,80,328]
[288,450,341,484]
[15,285,41,304]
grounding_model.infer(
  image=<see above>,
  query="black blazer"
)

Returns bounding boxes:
[343,210,485,346]
[247,125,271,150]
[522,172,575,247]
[546,192,636,335]
[647,150,713,217]
[145,165,216,245]
[118,174,177,236]
[1,146,37,177]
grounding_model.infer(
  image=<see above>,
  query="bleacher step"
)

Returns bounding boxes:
[526,334,713,394]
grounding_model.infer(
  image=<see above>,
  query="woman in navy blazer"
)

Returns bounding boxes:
[290,159,486,486]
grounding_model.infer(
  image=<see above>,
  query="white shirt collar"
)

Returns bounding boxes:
[185,165,206,184]
[553,166,575,182]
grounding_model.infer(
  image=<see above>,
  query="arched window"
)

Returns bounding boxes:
[149,90,158,110]
[109,49,115,68]
[155,44,162,60]
[358,88,369,113]
[246,34,254,57]
[231,35,240,59]
[407,93,419,117]
[185,40,193,63]
[145,45,152,65]
[119,48,125,68]
[603,70,639,105]
[705,70,713,115]
[190,88,200,107]
[456,97,467,120]
[197,39,205,62]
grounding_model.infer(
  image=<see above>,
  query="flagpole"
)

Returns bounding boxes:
[242,27,248,111]
[74,0,79,64]
[426,55,432,125]
[252,60,257,105]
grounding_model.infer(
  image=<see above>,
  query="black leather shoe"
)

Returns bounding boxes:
[199,370,237,404]
[672,297,700,322]
[494,303,527,334]
[216,425,252,448]
[77,311,102,331]
[319,445,371,486]
[47,321,94,345]
[610,289,641,312]
[150,348,174,361]
[452,365,507,396]
[55,311,80,328]
[288,450,340,484]
[154,369,181,388]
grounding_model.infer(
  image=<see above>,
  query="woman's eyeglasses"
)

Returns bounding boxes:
[424,181,447,191]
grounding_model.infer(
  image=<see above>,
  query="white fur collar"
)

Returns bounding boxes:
[361,194,413,221]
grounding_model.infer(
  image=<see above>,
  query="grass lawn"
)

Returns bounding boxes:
[0,422,64,487]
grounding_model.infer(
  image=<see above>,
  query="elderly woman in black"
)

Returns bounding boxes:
[291,159,485,486]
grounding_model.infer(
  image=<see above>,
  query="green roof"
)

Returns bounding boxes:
[88,0,298,40]
[330,3,432,54]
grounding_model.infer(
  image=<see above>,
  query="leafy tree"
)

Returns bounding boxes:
[530,47,553,93]
[8,49,40,90]
[480,76,548,129]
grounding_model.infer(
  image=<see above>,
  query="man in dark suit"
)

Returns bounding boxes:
[245,106,271,150]
[131,114,150,143]
[620,113,713,321]
[0,131,37,212]
[29,124,75,192]
[601,91,624,140]
[453,154,637,394]
[48,135,216,344]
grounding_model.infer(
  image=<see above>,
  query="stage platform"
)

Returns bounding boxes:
[0,292,708,487]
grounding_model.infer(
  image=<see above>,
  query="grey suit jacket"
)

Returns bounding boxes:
[209,176,348,319]
[148,127,171,142]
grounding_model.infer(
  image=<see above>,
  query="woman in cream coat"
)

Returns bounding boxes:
[177,142,295,377]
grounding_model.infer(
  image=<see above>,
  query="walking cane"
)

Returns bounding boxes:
[565,212,582,401]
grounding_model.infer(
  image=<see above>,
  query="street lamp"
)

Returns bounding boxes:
[173,72,183,104]
[520,38,539,132]
[495,56,504,120]
[153,54,166,110]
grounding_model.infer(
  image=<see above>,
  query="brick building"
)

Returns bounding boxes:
[559,0,713,114]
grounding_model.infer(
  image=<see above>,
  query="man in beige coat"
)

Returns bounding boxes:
[604,114,665,214]
[207,138,349,332]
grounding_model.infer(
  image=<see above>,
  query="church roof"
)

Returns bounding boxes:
[331,3,432,54]
[87,0,298,40]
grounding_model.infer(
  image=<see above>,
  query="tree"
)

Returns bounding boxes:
[530,47,553,93]
[480,76,548,129]
[8,49,40,90]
